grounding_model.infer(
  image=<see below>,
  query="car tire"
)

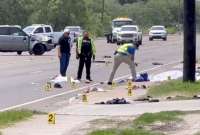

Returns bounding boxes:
[33,44,46,56]
[17,51,22,55]
[139,40,142,45]
[163,37,167,41]
[149,38,153,41]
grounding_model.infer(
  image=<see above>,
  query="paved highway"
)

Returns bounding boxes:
[0,35,200,111]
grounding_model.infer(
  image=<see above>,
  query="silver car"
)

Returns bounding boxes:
[0,25,54,55]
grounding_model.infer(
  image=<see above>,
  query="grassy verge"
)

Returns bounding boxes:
[0,110,33,128]
[148,80,200,97]
[89,128,164,135]
[88,111,184,135]
[133,111,184,127]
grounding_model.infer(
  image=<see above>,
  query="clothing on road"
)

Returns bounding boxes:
[76,32,96,81]
[108,43,136,84]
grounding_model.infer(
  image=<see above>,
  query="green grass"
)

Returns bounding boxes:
[133,111,184,127]
[148,80,200,97]
[0,110,33,128]
[88,111,184,135]
[89,128,164,135]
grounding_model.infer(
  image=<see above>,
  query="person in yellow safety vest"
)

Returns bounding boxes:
[108,42,137,85]
[76,31,96,83]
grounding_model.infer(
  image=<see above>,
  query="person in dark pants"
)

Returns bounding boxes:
[55,29,72,88]
[76,31,96,83]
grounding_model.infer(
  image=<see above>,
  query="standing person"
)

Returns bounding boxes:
[76,31,96,83]
[108,42,137,85]
[54,29,72,88]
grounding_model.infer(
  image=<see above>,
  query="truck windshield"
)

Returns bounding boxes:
[151,27,165,30]
[121,27,137,31]
[113,21,133,28]
[23,27,35,34]
[66,28,80,32]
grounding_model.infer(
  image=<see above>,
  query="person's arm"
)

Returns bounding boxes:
[58,46,61,58]
[58,37,62,58]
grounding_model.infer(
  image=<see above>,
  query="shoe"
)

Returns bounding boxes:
[107,82,112,85]
[54,83,62,88]
[85,79,92,83]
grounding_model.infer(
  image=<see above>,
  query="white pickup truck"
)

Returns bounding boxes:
[117,25,142,46]
[23,24,74,46]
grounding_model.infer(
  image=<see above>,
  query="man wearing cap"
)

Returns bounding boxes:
[108,42,137,85]
[57,29,72,77]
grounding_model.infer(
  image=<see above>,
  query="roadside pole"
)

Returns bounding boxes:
[183,0,196,82]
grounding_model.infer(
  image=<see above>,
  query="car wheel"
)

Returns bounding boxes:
[17,51,22,55]
[163,37,167,41]
[139,40,142,45]
[33,44,46,56]
[149,38,153,41]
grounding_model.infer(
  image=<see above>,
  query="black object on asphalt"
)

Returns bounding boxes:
[148,99,160,103]
[152,62,163,66]
[104,56,112,58]
[95,98,130,105]
[54,83,62,89]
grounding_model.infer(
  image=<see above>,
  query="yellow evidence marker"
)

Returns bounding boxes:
[111,82,116,90]
[48,113,56,124]
[44,82,52,91]
[82,94,88,103]
[127,80,133,96]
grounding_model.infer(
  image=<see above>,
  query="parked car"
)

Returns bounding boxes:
[117,25,142,46]
[24,24,74,45]
[64,26,83,42]
[149,26,167,41]
[0,25,54,55]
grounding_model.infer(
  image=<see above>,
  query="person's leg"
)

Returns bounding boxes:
[125,56,136,80]
[77,56,85,80]
[108,55,122,83]
[85,56,92,80]
[60,53,67,76]
[62,53,71,77]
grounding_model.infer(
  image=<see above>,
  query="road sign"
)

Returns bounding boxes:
[48,113,56,124]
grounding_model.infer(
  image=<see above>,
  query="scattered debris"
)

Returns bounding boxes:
[135,73,150,82]
[54,83,62,89]
[152,62,164,66]
[95,98,130,105]
[134,98,149,102]
[193,95,200,99]
[149,99,160,102]
[141,85,147,89]
[104,55,112,58]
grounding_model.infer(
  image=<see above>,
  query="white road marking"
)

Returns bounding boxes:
[0,60,181,112]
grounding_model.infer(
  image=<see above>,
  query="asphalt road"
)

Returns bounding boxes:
[0,35,200,111]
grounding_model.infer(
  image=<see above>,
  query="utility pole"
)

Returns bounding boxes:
[183,0,196,82]
[101,0,105,23]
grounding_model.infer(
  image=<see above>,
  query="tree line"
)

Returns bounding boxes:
[0,0,200,36]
